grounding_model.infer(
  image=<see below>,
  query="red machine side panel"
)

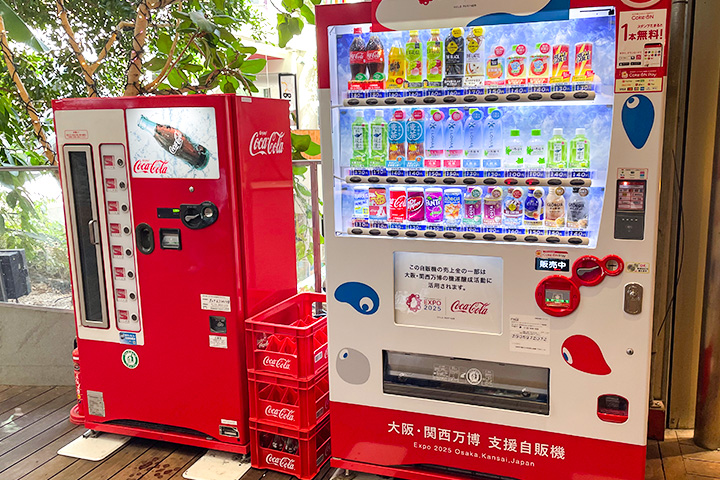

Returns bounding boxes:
[234,97,297,318]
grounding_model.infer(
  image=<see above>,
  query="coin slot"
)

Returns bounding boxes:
[135,223,154,255]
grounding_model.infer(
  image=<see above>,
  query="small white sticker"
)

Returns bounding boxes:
[86,390,105,417]
[209,335,228,349]
[201,294,231,312]
[221,419,238,426]
[627,262,651,274]
[510,315,550,355]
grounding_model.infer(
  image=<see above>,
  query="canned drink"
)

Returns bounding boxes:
[368,187,387,220]
[425,188,444,223]
[443,188,463,225]
[407,187,425,222]
[574,42,593,81]
[353,186,369,218]
[551,44,570,83]
[389,187,407,222]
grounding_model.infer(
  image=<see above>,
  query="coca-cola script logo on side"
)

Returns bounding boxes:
[250,131,285,156]
[262,356,292,370]
[265,405,296,422]
[133,159,169,175]
[265,454,296,471]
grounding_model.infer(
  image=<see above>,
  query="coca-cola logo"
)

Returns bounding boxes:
[407,196,424,212]
[349,50,365,64]
[451,301,490,315]
[265,405,295,421]
[365,49,383,63]
[265,454,296,470]
[250,131,285,156]
[169,130,183,155]
[133,160,169,175]
[390,194,406,209]
[263,356,292,370]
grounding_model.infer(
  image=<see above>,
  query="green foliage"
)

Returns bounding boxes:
[274,0,320,47]
[0,172,68,283]
[291,133,323,273]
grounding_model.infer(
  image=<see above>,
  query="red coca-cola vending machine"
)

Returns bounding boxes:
[53,94,297,453]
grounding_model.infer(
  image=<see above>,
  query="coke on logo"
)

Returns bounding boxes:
[265,405,296,422]
[250,131,285,156]
[265,454,296,471]
[263,356,292,370]
[133,159,169,175]
[112,245,123,257]
[103,155,115,168]
[451,301,490,315]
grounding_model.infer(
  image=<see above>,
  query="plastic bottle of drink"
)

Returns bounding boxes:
[369,110,387,168]
[485,45,506,87]
[483,186,503,227]
[350,111,368,167]
[426,29,443,85]
[387,34,406,89]
[387,109,407,169]
[529,43,551,86]
[503,187,524,227]
[567,187,589,229]
[463,187,483,225]
[524,187,544,227]
[405,30,423,87]
[526,129,546,169]
[569,128,590,169]
[483,108,504,169]
[349,28,367,82]
[425,109,445,169]
[504,129,523,168]
[506,44,528,87]
[444,109,464,170]
[406,109,425,170]
[365,34,385,84]
[444,27,465,88]
[545,186,566,228]
[547,128,568,169]
[464,108,483,170]
[464,27,485,87]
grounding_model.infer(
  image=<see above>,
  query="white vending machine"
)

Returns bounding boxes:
[317,0,671,478]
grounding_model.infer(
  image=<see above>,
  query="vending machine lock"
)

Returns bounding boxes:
[180,201,218,229]
[624,283,643,314]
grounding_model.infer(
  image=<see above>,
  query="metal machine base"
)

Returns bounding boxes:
[57,430,131,461]
[182,451,251,480]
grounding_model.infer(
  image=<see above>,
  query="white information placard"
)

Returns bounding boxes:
[394,252,503,334]
[509,315,550,355]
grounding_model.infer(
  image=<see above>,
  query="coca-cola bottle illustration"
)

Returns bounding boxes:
[138,115,210,169]
[349,28,367,81]
[366,34,385,82]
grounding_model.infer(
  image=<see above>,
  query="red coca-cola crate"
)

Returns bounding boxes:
[246,292,328,379]
[248,368,329,430]
[250,417,331,480]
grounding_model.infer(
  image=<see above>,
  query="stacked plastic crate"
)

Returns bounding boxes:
[246,292,331,480]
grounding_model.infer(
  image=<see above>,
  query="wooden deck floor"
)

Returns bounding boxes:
[1,385,719,479]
